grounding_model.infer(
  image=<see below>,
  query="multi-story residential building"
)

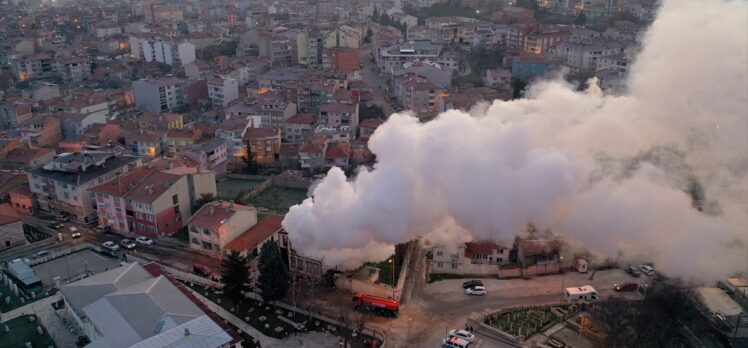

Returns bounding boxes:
[181,138,229,177]
[319,102,359,135]
[377,40,442,73]
[215,117,254,171]
[208,77,239,107]
[132,36,196,67]
[19,115,62,148]
[21,81,61,101]
[283,113,316,143]
[552,39,629,72]
[0,203,24,252]
[1,147,57,170]
[323,140,351,169]
[394,75,446,117]
[324,25,362,49]
[243,128,282,165]
[28,151,142,222]
[133,77,186,112]
[0,101,33,130]
[187,201,258,257]
[56,56,93,82]
[298,136,327,173]
[314,125,352,142]
[297,31,324,70]
[596,52,630,74]
[9,53,55,81]
[484,68,513,90]
[225,215,286,282]
[143,4,184,24]
[128,130,167,158]
[91,21,122,38]
[90,165,215,237]
[430,241,511,274]
[226,93,297,129]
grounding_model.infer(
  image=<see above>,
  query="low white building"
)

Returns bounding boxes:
[430,241,510,275]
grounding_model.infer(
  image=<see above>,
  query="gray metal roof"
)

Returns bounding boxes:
[128,315,233,348]
[7,260,41,287]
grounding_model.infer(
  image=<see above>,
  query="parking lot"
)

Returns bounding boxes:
[32,249,121,285]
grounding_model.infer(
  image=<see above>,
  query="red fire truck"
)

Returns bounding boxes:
[352,292,399,317]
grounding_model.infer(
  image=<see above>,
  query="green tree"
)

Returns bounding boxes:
[221,251,250,306]
[574,12,587,26]
[257,240,290,303]
[243,142,260,174]
[195,193,218,211]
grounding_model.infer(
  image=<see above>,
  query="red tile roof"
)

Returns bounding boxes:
[225,215,284,253]
[123,171,182,203]
[464,241,508,259]
[324,141,350,159]
[0,203,21,226]
[243,128,280,140]
[187,201,253,231]
[320,102,356,114]
[518,239,561,257]
[285,113,316,125]
[89,166,152,196]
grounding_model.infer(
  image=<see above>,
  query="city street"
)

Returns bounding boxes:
[3,214,222,276]
[360,47,395,118]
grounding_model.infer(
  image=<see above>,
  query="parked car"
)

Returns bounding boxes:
[193,263,212,277]
[614,282,640,292]
[448,329,476,342]
[135,236,153,245]
[13,258,31,264]
[120,239,136,250]
[626,265,641,277]
[32,250,50,259]
[70,227,81,238]
[48,221,64,230]
[102,241,120,251]
[465,286,486,296]
[639,265,655,276]
[96,225,113,234]
[57,214,69,222]
[442,336,470,348]
[462,280,483,289]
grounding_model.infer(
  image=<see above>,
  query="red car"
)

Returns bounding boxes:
[193,263,212,277]
[614,282,639,292]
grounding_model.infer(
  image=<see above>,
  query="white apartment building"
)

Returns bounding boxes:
[208,77,240,107]
[552,39,629,72]
[187,201,258,257]
[131,36,196,67]
[133,77,186,112]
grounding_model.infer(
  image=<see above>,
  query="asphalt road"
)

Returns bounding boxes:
[360,47,395,118]
[3,214,222,276]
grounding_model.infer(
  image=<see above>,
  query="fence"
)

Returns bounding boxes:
[236,176,274,204]
[335,242,413,302]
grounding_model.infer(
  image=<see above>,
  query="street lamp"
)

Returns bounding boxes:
[559,256,565,302]
[388,258,395,298]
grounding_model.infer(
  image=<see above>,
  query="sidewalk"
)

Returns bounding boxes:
[1,294,79,348]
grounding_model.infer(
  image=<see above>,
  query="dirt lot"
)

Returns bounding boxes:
[315,268,651,348]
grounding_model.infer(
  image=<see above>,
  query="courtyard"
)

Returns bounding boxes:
[32,249,121,285]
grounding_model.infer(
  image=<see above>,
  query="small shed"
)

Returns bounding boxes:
[5,259,42,289]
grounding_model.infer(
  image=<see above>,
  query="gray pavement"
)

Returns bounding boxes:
[32,249,121,285]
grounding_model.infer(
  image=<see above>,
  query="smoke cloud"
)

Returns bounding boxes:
[283,0,748,281]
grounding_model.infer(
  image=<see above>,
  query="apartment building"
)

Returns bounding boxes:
[27,151,142,222]
[56,56,93,82]
[208,77,240,107]
[132,36,196,67]
[377,40,442,73]
[430,241,510,275]
[187,201,258,257]
[553,39,629,72]
[180,138,229,176]
[133,77,186,112]
[19,115,62,148]
[10,53,55,81]
[319,102,359,135]
[283,113,316,143]
[0,101,33,130]
[243,128,282,165]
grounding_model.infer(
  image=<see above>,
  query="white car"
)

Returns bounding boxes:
[442,336,470,348]
[135,236,153,245]
[465,285,486,296]
[640,265,655,276]
[102,241,120,251]
[120,239,137,250]
[448,329,476,342]
[70,227,81,238]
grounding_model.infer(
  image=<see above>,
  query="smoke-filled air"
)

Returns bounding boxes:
[283,0,748,282]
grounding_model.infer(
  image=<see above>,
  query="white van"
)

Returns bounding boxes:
[565,285,599,302]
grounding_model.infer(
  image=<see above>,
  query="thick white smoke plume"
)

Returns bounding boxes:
[284,0,748,281]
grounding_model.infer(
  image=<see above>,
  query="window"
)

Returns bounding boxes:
[190,225,200,233]
[436,251,443,256]
[202,241,213,250]
[172,194,178,204]
[203,229,212,236]
[437,262,444,268]
[451,263,458,269]
[191,237,200,245]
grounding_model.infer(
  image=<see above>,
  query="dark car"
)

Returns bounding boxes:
[193,263,212,277]
[48,221,64,230]
[614,282,639,292]
[32,250,51,259]
[626,266,641,277]
[462,280,483,289]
